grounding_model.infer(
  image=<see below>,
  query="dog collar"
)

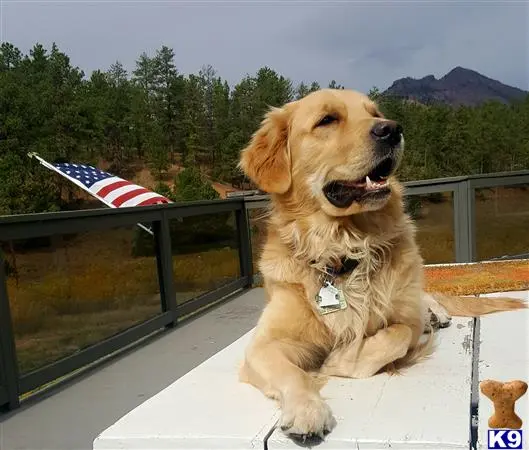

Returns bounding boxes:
[312,257,360,278]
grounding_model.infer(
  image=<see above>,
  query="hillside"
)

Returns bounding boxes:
[383,66,527,106]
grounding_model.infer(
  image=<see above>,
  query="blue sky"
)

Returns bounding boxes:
[1,1,528,93]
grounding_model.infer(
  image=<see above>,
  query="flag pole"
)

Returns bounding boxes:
[28,153,154,236]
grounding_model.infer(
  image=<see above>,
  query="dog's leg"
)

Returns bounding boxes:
[242,340,336,440]
[319,324,413,379]
[240,282,337,440]
[422,291,452,331]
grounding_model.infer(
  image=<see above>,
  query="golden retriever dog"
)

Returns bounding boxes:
[237,88,527,441]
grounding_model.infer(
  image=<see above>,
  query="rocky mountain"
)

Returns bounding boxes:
[382,67,527,106]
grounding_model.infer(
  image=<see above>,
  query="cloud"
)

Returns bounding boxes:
[359,43,425,69]
[286,1,529,92]
[1,1,527,93]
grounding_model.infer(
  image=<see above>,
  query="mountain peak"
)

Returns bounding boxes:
[442,66,484,82]
[382,67,527,106]
[446,66,473,75]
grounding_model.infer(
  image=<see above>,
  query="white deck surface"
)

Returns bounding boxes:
[266,317,474,449]
[93,330,280,450]
[94,291,528,450]
[477,291,529,450]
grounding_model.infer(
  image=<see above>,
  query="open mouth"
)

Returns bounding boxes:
[323,157,396,208]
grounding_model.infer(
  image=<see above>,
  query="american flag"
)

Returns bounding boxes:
[27,152,172,209]
[28,154,171,235]
[51,162,172,208]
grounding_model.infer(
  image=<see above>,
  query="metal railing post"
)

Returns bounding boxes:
[235,202,253,288]
[0,251,20,411]
[454,180,474,263]
[468,182,477,262]
[154,212,178,327]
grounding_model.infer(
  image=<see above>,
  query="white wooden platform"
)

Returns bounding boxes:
[93,291,529,450]
[477,291,529,450]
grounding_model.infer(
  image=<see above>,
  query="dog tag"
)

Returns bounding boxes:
[316,282,347,315]
[318,282,340,307]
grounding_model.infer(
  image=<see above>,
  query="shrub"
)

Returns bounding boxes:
[173,167,219,202]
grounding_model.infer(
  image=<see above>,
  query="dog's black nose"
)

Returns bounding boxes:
[370,120,403,147]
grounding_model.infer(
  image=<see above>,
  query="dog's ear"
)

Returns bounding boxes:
[238,106,292,194]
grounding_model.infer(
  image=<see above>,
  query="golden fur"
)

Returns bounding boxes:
[237,88,527,439]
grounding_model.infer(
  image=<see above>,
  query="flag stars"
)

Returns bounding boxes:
[53,161,113,188]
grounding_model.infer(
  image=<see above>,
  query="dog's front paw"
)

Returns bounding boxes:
[422,293,452,333]
[280,394,336,442]
[425,306,452,332]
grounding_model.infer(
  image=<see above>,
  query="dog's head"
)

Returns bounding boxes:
[239,89,404,217]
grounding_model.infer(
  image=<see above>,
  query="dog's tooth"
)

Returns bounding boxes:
[366,175,374,190]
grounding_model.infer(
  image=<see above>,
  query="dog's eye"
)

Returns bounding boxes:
[316,114,339,127]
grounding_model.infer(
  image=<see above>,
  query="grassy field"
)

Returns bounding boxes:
[4,185,528,375]
[413,186,529,262]
[6,225,240,374]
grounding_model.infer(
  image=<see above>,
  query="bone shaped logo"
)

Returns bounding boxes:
[480,379,528,429]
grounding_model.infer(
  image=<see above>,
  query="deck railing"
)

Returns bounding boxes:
[1,170,528,411]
